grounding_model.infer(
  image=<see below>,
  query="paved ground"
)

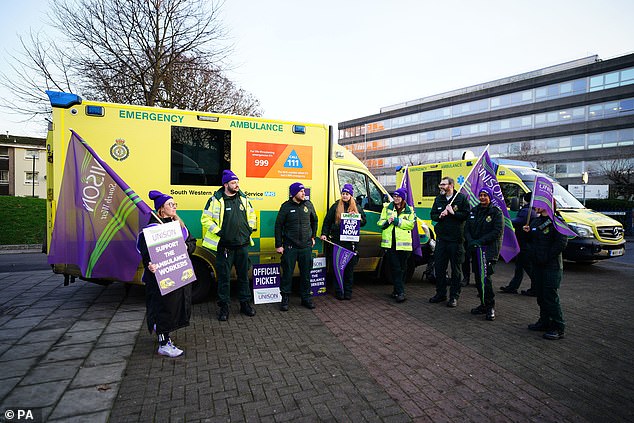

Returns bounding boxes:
[1,250,634,422]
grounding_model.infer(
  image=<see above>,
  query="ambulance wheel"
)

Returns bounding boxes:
[191,257,213,303]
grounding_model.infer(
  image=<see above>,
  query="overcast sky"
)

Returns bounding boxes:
[1,0,633,138]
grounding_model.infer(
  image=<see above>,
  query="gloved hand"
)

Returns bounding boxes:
[469,240,481,249]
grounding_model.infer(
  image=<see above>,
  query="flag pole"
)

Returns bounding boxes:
[321,237,357,255]
[525,175,538,227]
[451,144,490,207]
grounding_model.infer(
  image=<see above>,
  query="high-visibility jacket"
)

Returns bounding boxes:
[378,202,416,251]
[201,188,256,251]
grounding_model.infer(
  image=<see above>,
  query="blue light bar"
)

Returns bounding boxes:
[292,125,306,134]
[86,105,104,117]
[46,91,82,108]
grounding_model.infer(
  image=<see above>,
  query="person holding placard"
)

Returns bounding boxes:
[137,190,196,358]
[320,183,367,300]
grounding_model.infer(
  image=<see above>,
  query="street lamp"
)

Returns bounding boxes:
[581,171,588,206]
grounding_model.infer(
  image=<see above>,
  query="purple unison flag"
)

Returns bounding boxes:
[48,130,151,280]
[399,166,422,257]
[332,243,355,293]
[532,176,577,237]
[459,150,520,262]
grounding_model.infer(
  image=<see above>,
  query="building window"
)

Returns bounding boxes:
[25,150,40,159]
[0,146,8,157]
[25,171,39,185]
[0,170,8,184]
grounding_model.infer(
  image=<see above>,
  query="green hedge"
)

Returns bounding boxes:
[0,196,46,245]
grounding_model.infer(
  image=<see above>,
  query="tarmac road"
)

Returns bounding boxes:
[0,251,50,273]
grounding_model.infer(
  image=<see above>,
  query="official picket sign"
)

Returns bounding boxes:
[311,257,327,296]
[252,263,281,304]
[340,212,361,242]
[143,220,196,296]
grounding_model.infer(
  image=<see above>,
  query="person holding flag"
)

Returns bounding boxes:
[320,183,367,300]
[465,187,504,321]
[378,188,416,303]
[428,176,470,307]
[523,176,573,340]
[137,190,196,357]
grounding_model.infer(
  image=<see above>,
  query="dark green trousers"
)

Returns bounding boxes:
[508,249,534,290]
[533,266,565,331]
[386,249,411,295]
[434,239,465,299]
[280,246,313,301]
[216,245,251,304]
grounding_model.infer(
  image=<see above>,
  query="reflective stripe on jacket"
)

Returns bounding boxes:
[377,202,416,251]
[201,188,256,251]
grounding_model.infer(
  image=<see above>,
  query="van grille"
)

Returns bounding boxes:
[597,226,624,241]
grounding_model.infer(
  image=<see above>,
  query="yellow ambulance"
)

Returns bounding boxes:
[45,91,392,301]
[397,157,625,263]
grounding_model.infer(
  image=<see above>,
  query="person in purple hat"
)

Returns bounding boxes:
[377,188,416,303]
[465,186,504,321]
[275,182,318,311]
[201,169,257,321]
[320,183,367,300]
[137,190,196,357]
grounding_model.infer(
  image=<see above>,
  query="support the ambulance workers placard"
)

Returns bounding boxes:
[143,221,196,296]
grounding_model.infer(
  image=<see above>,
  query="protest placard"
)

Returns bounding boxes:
[252,263,281,304]
[340,212,361,242]
[143,221,195,296]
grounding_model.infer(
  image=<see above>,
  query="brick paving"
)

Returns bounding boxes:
[1,253,634,422]
[110,258,634,422]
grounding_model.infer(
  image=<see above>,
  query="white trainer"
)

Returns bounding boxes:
[168,341,183,356]
[158,341,183,357]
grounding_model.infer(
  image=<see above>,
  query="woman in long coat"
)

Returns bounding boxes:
[137,190,195,357]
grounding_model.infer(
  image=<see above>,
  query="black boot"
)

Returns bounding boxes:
[485,308,495,321]
[240,301,256,317]
[217,302,229,321]
[280,294,289,312]
[471,304,486,315]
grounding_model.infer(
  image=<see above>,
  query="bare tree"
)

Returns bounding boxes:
[600,156,634,200]
[1,0,261,122]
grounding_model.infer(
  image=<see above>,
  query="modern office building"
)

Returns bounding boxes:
[0,134,46,197]
[338,53,634,193]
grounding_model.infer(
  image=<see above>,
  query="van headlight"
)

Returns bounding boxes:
[567,223,594,238]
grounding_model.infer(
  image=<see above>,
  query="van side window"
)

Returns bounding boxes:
[423,170,442,197]
[171,127,231,186]
[337,169,384,213]
[500,182,522,208]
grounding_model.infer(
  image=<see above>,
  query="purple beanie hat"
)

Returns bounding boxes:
[341,183,354,196]
[149,190,172,210]
[289,182,305,197]
[478,187,494,199]
[392,188,408,202]
[222,169,239,185]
